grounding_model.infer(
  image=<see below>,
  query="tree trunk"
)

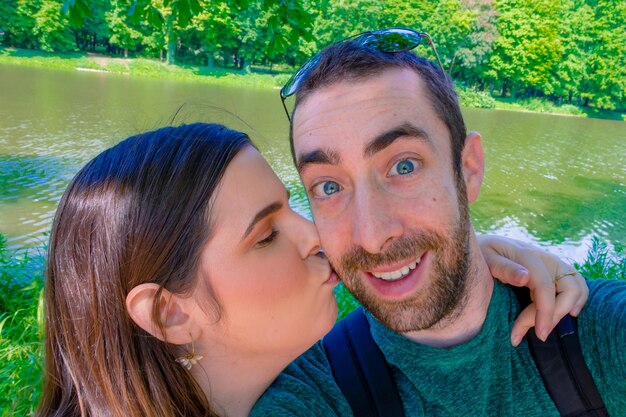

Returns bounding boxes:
[166,39,176,65]
[207,54,214,68]
[165,14,176,65]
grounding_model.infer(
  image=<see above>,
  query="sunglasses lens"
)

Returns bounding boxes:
[281,54,321,98]
[360,29,422,52]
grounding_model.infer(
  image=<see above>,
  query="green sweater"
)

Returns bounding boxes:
[251,279,626,416]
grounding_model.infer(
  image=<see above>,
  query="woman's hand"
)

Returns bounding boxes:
[477,235,589,347]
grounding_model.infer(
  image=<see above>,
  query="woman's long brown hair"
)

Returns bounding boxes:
[37,123,251,417]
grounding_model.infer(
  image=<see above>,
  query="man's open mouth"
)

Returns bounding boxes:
[369,255,423,281]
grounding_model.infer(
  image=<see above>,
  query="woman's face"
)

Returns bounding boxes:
[193,146,338,357]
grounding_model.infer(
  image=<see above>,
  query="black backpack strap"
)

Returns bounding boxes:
[512,287,609,417]
[322,307,406,417]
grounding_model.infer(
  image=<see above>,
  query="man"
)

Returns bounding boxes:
[251,29,626,416]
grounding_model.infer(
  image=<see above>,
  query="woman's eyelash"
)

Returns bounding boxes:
[256,230,279,248]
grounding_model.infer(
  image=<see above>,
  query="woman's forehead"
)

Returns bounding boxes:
[211,147,285,230]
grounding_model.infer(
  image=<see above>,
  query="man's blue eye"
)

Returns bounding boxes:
[391,159,417,176]
[323,181,340,195]
[312,180,342,197]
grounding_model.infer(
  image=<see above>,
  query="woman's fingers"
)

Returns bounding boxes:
[476,235,590,345]
[511,272,588,346]
[511,304,537,346]
[484,254,531,287]
[527,271,557,342]
[555,271,588,317]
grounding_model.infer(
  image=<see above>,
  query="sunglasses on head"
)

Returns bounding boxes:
[280,27,445,120]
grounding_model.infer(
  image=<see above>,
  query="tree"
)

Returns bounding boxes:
[64,0,315,66]
[72,0,110,51]
[35,0,76,51]
[544,0,590,104]
[453,0,498,87]
[186,2,237,67]
[425,0,475,74]
[488,0,562,97]
[1,0,40,49]
[577,0,626,109]
[106,0,142,57]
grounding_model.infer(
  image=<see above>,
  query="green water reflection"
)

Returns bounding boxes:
[1,64,624,261]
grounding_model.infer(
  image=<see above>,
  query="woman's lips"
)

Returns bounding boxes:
[325,270,340,285]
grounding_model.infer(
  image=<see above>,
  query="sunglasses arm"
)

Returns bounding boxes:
[280,96,292,122]
[423,34,446,76]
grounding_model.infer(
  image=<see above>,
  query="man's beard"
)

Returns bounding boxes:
[333,189,472,333]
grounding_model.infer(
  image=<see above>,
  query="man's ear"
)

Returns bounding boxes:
[126,283,197,345]
[462,131,485,203]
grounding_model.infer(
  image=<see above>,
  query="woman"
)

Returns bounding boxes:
[37,123,586,417]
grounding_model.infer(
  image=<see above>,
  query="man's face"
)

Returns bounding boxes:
[292,68,484,332]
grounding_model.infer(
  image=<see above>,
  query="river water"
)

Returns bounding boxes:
[1,64,624,262]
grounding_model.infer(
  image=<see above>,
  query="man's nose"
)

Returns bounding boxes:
[350,185,403,255]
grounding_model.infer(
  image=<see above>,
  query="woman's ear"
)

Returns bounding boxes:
[126,283,197,344]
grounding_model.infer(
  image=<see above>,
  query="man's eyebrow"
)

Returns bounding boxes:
[296,149,341,173]
[241,200,283,241]
[364,123,433,158]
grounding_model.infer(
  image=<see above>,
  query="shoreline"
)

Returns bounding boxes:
[1,47,624,121]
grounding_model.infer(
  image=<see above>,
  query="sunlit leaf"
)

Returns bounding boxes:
[62,0,93,27]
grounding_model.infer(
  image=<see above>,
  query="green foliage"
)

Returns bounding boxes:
[575,237,626,282]
[106,0,143,54]
[0,0,39,49]
[334,283,360,320]
[0,236,45,416]
[2,0,626,112]
[34,0,76,51]
[489,0,561,97]
[493,96,599,117]
[457,84,496,108]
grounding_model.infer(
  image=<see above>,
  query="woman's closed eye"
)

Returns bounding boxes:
[256,229,279,248]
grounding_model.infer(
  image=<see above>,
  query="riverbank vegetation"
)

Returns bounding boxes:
[1,0,624,118]
[0,236,44,416]
[0,46,291,89]
[1,233,624,414]
[1,46,624,121]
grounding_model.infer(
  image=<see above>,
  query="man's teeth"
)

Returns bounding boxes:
[371,258,420,281]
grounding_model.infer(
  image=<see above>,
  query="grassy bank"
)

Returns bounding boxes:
[0,47,289,89]
[2,47,624,121]
[453,84,626,121]
[493,97,626,121]
[1,236,624,414]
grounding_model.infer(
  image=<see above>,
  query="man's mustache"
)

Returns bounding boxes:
[335,232,442,273]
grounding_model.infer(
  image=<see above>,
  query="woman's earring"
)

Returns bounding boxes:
[175,339,203,370]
